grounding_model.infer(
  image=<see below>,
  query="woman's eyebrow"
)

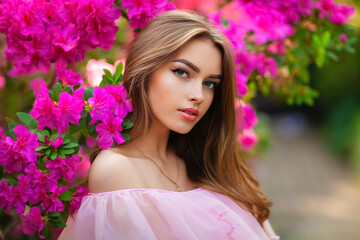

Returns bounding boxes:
[172,59,222,80]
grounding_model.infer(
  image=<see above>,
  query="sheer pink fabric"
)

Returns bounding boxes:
[59,188,271,240]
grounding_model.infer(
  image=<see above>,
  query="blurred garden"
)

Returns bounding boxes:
[0,0,359,239]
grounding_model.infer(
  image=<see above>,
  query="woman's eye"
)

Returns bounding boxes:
[203,81,217,89]
[172,69,188,78]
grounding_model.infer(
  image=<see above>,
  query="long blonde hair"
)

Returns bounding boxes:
[104,10,271,224]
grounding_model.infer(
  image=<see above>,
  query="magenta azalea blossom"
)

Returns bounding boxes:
[236,69,248,97]
[30,82,58,130]
[5,174,29,214]
[41,186,67,213]
[96,114,125,149]
[238,128,258,152]
[76,0,122,50]
[242,104,258,129]
[56,69,85,86]
[51,23,80,52]
[46,155,79,182]
[88,87,115,125]
[0,127,5,140]
[56,88,85,133]
[13,125,39,163]
[0,141,27,174]
[105,85,133,118]
[22,206,45,239]
[69,186,89,215]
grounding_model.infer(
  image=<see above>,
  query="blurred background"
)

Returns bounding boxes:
[252,1,360,239]
[0,0,359,239]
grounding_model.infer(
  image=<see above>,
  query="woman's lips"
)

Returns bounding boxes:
[178,110,196,121]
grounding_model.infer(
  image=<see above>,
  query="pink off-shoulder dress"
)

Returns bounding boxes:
[59,187,277,240]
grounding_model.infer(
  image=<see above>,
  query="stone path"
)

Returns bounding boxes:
[253,114,360,240]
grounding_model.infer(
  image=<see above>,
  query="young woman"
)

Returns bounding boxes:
[59,10,279,240]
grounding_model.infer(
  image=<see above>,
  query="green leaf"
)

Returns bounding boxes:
[121,119,134,130]
[17,112,37,128]
[50,152,57,160]
[103,68,113,80]
[8,175,18,186]
[5,117,17,124]
[50,83,62,102]
[121,133,131,141]
[8,123,17,140]
[113,62,123,82]
[33,129,49,142]
[220,18,229,29]
[99,75,112,88]
[61,142,79,149]
[46,148,51,155]
[321,31,331,46]
[35,146,49,151]
[58,148,75,155]
[63,85,73,94]
[49,212,66,228]
[326,51,338,61]
[59,190,73,201]
[83,87,94,101]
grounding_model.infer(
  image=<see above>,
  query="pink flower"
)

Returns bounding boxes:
[51,23,80,52]
[41,186,67,213]
[76,0,122,50]
[22,206,45,239]
[316,0,355,25]
[56,69,85,87]
[29,78,44,94]
[6,32,52,76]
[267,41,287,55]
[0,127,5,140]
[46,155,80,182]
[85,136,97,147]
[56,88,85,133]
[47,136,64,149]
[77,148,91,177]
[257,54,278,78]
[238,128,258,152]
[5,174,29,214]
[0,75,5,89]
[235,70,248,97]
[87,87,115,124]
[30,82,58,130]
[96,114,125,149]
[235,100,258,133]
[340,33,347,43]
[0,137,27,174]
[69,186,89,215]
[13,125,39,163]
[122,0,175,29]
[105,85,133,118]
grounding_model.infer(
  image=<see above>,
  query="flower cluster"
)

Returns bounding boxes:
[0,0,121,78]
[87,84,133,149]
[0,125,88,238]
[0,64,132,238]
[207,0,355,152]
[121,0,176,29]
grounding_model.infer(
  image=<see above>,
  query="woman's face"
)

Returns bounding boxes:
[148,38,222,134]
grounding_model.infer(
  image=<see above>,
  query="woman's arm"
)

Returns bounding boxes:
[263,219,280,240]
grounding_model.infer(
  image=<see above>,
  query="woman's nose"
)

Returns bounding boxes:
[187,79,204,103]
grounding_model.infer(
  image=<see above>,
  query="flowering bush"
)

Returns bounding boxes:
[0,63,132,238]
[0,0,357,238]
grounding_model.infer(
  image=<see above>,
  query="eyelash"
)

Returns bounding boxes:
[171,68,219,89]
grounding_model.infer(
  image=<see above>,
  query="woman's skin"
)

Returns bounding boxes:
[88,38,222,193]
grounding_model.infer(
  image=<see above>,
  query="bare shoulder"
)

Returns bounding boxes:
[88,148,145,193]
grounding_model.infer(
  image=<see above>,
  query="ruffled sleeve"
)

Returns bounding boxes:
[58,188,271,240]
